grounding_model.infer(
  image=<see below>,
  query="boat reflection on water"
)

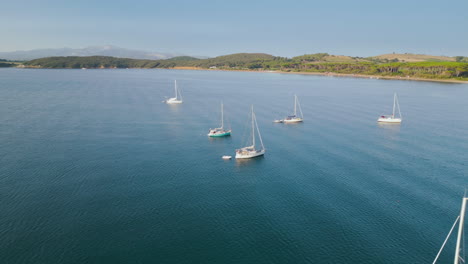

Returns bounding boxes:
[235,154,265,168]
[377,122,401,131]
[208,135,233,145]
[377,121,401,148]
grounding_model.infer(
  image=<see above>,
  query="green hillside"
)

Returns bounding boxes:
[22,53,468,81]
[186,53,276,69]
[167,56,200,61]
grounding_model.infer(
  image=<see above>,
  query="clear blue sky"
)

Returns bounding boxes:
[2,0,467,57]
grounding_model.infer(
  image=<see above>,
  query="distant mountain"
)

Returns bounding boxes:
[0,45,187,61]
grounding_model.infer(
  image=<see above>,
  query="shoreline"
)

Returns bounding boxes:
[277,71,468,84]
[15,66,468,84]
[172,67,468,84]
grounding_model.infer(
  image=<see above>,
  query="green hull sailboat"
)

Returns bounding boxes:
[209,131,231,137]
[208,102,231,137]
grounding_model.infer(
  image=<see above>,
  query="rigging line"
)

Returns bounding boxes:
[297,96,304,118]
[178,86,183,101]
[254,111,264,149]
[433,215,460,264]
[396,95,402,118]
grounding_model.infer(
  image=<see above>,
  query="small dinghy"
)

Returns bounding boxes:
[222,155,232,160]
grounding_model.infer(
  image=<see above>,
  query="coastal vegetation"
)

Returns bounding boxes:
[0,59,17,67]
[0,62,15,67]
[370,53,456,62]
[455,56,468,63]
[22,53,468,81]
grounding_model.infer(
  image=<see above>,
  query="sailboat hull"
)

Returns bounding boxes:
[166,97,182,104]
[283,118,303,123]
[377,117,402,123]
[235,149,265,159]
[208,131,231,137]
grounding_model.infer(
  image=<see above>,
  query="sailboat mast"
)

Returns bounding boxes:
[175,80,178,99]
[454,197,468,264]
[252,105,255,147]
[393,93,396,118]
[294,95,297,116]
[221,102,224,129]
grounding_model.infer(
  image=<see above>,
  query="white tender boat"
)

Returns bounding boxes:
[378,93,402,123]
[222,155,232,160]
[165,80,183,104]
[235,106,265,159]
[279,95,303,123]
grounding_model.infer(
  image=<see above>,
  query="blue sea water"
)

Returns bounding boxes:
[0,68,467,263]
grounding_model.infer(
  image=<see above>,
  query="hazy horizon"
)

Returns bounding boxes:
[1,0,467,57]
[0,45,464,60]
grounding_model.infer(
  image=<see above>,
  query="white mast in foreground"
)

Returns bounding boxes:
[433,195,468,264]
[454,197,468,264]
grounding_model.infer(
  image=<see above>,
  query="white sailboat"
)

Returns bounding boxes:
[432,195,468,264]
[275,95,303,123]
[208,102,231,137]
[165,80,183,104]
[235,106,265,159]
[378,93,402,123]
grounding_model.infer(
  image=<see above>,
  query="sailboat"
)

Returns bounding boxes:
[378,93,402,123]
[275,95,303,123]
[432,195,468,264]
[235,106,265,159]
[208,102,231,137]
[165,80,183,104]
